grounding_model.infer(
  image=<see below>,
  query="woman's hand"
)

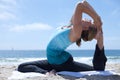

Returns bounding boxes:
[94,30,104,50]
[94,16,102,31]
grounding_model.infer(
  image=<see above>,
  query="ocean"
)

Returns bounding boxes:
[0,50,120,65]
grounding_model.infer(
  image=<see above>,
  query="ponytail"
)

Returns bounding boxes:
[76,38,81,47]
[76,26,97,47]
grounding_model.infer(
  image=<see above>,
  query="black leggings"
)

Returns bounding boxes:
[18,44,107,74]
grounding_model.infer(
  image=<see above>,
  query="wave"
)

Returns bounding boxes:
[106,56,120,63]
[0,58,47,65]
[107,56,120,59]
[74,57,92,64]
[0,56,120,65]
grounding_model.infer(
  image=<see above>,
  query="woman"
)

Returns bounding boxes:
[18,1,107,75]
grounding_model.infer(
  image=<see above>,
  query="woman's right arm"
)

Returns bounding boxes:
[81,1,102,30]
[70,1,102,42]
[71,1,102,30]
[81,1,99,21]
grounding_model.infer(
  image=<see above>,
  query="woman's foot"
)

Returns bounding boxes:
[46,69,56,76]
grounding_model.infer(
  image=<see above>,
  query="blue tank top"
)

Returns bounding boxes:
[46,28,73,64]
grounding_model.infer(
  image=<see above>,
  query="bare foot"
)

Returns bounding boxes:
[46,69,56,76]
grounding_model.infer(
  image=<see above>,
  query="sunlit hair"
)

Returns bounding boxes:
[76,26,97,46]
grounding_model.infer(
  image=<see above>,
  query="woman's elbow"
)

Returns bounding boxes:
[76,1,84,9]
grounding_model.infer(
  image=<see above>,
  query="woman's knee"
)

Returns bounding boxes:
[17,63,26,72]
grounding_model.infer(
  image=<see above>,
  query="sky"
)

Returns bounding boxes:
[0,0,120,50]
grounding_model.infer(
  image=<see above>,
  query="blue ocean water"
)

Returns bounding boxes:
[0,50,120,64]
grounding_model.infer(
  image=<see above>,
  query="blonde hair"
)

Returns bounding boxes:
[76,26,97,46]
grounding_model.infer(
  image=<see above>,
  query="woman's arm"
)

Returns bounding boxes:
[81,1,99,22]
[95,30,104,50]
[70,0,102,42]
[83,1,102,30]
[71,1,102,31]
[81,1,102,31]
[70,2,83,41]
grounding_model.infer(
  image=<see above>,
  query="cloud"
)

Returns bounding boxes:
[0,12,16,20]
[104,37,120,49]
[0,0,17,6]
[111,8,120,16]
[0,0,17,20]
[105,37,120,41]
[10,23,53,32]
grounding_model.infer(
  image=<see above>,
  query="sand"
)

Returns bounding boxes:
[0,63,120,80]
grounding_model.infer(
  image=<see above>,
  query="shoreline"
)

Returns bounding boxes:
[0,63,120,80]
[1,56,120,65]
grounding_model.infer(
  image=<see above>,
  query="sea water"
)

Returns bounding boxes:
[0,50,120,65]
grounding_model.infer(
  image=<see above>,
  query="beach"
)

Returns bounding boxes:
[0,50,120,80]
[1,63,120,80]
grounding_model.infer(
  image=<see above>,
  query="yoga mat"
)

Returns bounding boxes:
[8,70,118,80]
[57,70,118,77]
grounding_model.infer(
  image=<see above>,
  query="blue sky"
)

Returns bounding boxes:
[0,0,120,50]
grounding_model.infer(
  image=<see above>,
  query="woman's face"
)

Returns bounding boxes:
[81,20,92,31]
[81,19,97,41]
[81,25,97,42]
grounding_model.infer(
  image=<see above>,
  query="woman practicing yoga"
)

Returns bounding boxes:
[18,1,107,75]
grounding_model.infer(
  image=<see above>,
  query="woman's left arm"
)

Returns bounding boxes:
[95,30,104,50]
